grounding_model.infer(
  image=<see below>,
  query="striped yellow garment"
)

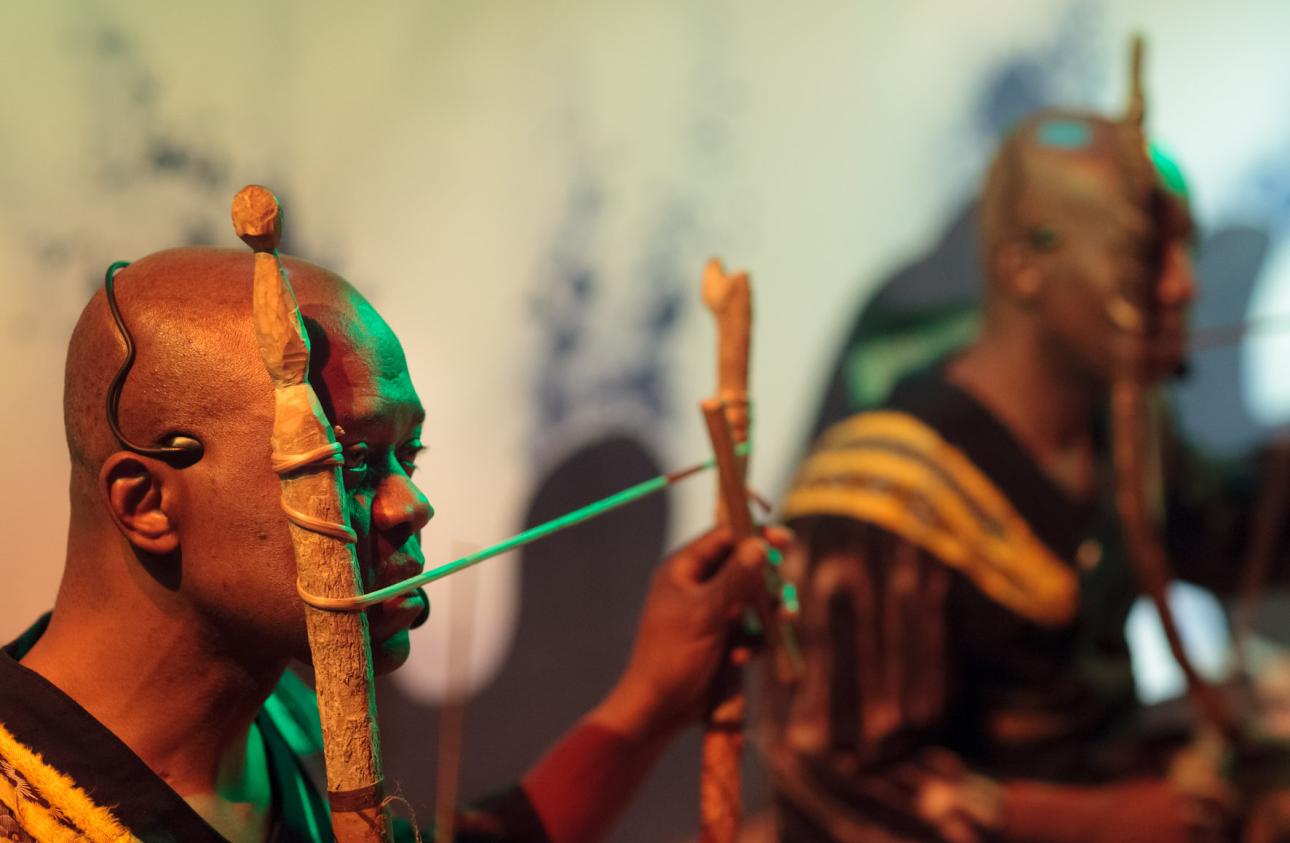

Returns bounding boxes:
[783,411,1079,627]
[0,719,139,843]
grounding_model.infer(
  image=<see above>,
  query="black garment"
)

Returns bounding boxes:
[0,615,547,843]
[772,365,1213,842]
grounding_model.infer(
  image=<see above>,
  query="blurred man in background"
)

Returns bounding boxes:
[768,107,1259,843]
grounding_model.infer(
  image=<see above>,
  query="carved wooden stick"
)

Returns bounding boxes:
[702,260,752,527]
[232,185,391,842]
[699,258,753,843]
[1109,38,1234,737]
[1234,438,1290,673]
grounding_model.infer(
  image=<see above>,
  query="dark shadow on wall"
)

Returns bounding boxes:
[803,202,984,451]
[377,435,740,842]
[466,434,669,770]
[1173,227,1271,454]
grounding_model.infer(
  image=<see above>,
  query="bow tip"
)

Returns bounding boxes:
[232,184,283,253]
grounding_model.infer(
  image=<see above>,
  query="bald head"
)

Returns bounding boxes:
[56,246,428,665]
[64,247,397,485]
[971,108,1196,384]
[48,245,431,674]
[981,110,1146,281]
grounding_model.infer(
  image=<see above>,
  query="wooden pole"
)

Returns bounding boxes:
[698,259,754,843]
[232,185,391,842]
[1109,38,1233,739]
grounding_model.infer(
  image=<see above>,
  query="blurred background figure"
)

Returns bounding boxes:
[768,88,1290,842]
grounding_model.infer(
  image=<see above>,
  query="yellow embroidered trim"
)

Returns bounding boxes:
[0,718,138,842]
[784,411,1078,627]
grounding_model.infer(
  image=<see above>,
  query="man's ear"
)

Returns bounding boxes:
[100,452,182,555]
[996,241,1044,302]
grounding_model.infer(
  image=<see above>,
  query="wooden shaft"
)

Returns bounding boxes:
[233,185,390,842]
[701,399,755,540]
[699,258,752,843]
[1234,439,1290,670]
[1125,34,1145,127]
[1106,39,1234,740]
[698,396,748,843]
[1111,374,1233,736]
[702,259,752,521]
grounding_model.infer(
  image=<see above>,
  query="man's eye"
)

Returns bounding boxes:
[398,441,425,475]
[342,443,370,474]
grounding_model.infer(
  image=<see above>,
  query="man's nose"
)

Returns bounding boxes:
[1156,241,1196,308]
[371,472,434,536]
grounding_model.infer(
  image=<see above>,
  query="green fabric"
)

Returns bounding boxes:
[843,303,980,410]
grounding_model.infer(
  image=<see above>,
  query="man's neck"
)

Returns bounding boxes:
[19,582,281,837]
[185,718,273,843]
[946,329,1101,500]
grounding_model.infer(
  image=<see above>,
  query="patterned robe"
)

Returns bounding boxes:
[770,365,1255,842]
[0,614,547,843]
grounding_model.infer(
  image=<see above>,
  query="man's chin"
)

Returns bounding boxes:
[372,628,411,675]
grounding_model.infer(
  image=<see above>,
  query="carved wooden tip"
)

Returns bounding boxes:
[232,184,283,253]
[1125,34,1146,127]
[702,258,749,313]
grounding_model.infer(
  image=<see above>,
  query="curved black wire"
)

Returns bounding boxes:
[104,261,204,467]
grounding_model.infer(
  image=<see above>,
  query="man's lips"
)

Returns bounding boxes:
[364,551,426,641]
[367,589,428,642]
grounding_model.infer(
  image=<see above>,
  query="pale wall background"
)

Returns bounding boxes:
[4,2,1290,840]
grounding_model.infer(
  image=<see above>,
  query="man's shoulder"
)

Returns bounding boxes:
[0,618,322,843]
[0,626,206,842]
[0,714,143,842]
[784,402,1079,628]
[881,363,998,446]
[784,405,1011,536]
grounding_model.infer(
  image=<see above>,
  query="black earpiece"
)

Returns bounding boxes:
[104,261,206,469]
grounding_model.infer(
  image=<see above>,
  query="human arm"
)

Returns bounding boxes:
[516,525,790,843]
[998,770,1233,843]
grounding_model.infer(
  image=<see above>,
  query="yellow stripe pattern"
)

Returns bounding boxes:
[784,411,1078,627]
[0,719,138,842]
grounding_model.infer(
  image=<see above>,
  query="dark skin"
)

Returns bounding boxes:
[23,247,785,842]
[917,144,1224,842]
[952,161,1195,503]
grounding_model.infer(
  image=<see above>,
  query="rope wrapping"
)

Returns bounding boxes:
[272,442,344,474]
[271,442,358,544]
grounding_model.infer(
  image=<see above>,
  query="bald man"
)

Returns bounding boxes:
[0,247,785,843]
[768,110,1249,843]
